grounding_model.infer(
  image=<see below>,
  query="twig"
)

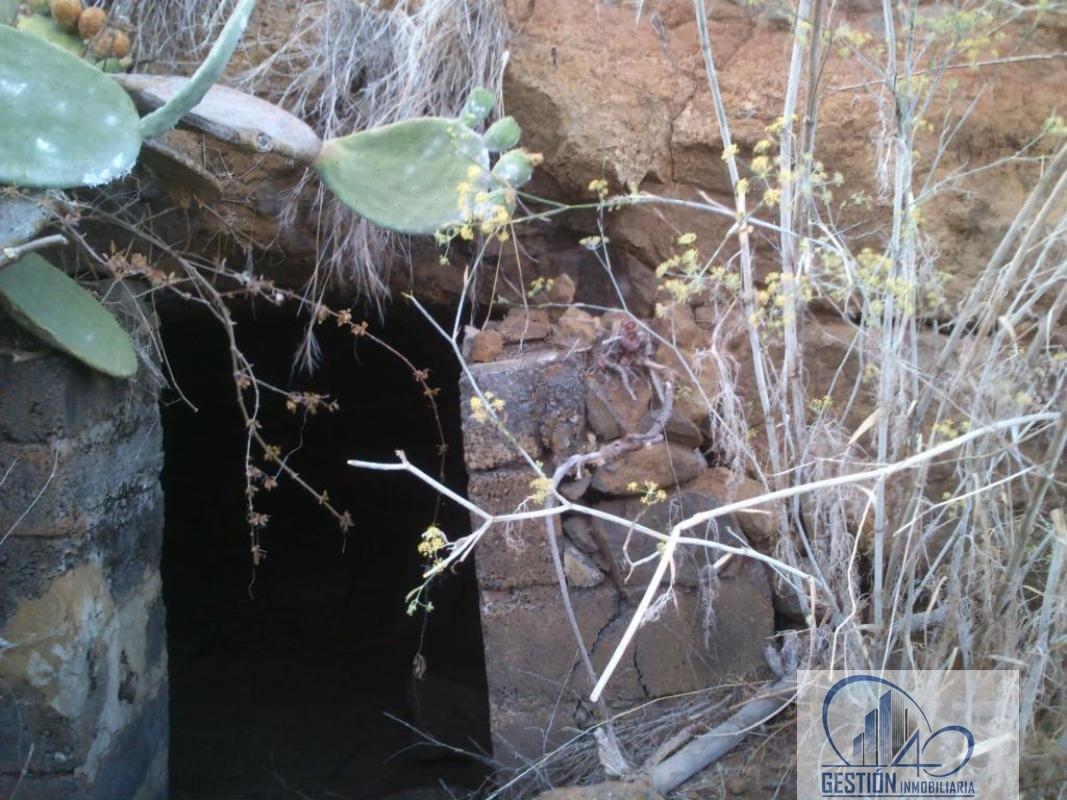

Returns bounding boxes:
[0,235,69,269]
[590,411,1058,702]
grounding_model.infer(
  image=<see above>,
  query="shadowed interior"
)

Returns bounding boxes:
[158,302,490,800]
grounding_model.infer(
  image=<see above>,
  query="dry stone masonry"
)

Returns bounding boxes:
[460,306,776,765]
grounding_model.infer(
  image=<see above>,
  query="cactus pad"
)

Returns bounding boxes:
[0,25,141,188]
[1,0,18,26]
[0,253,137,377]
[138,0,256,140]
[484,116,521,152]
[460,87,494,129]
[492,149,536,188]
[15,12,83,56]
[314,117,490,235]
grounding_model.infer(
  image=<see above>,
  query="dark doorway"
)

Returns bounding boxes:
[158,301,490,799]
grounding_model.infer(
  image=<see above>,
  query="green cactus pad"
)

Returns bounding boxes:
[0,253,137,377]
[0,25,141,188]
[15,13,84,57]
[1,0,18,26]
[492,149,535,188]
[460,87,494,129]
[484,116,521,152]
[139,0,257,140]
[314,117,490,235]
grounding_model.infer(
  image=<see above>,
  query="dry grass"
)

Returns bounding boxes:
[102,0,1066,793]
[114,0,508,312]
[359,0,1067,793]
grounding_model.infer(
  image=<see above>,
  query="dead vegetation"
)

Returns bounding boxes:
[29,0,1066,796]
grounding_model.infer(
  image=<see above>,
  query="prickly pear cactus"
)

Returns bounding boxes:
[0,253,138,377]
[0,0,256,190]
[0,25,142,188]
[314,118,490,236]
[314,87,537,236]
[460,87,495,129]
[16,13,84,57]
[138,0,256,140]
[0,0,18,26]
[484,116,521,152]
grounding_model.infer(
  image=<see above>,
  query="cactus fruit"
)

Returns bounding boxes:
[77,5,105,38]
[109,29,129,57]
[48,0,81,31]
[483,116,521,152]
[14,7,128,69]
[0,253,138,377]
[0,0,255,189]
[88,27,128,59]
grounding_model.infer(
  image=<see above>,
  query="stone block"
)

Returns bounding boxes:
[461,351,553,470]
[591,585,773,704]
[0,352,157,445]
[584,372,652,441]
[461,349,585,470]
[0,682,167,800]
[497,308,551,342]
[683,468,780,555]
[468,467,558,589]
[589,442,704,495]
[469,329,504,363]
[639,408,703,448]
[588,491,770,599]
[0,489,163,626]
[0,566,167,777]
[478,583,620,702]
[487,692,575,767]
[0,292,165,800]
[537,359,586,457]
[0,419,162,539]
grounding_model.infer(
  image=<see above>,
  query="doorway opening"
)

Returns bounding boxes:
[158,301,490,799]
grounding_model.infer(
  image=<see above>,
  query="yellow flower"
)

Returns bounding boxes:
[588,178,609,198]
[469,396,489,424]
[417,525,448,559]
[528,476,554,504]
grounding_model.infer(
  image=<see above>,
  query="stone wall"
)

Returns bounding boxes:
[460,308,776,766]
[0,298,167,800]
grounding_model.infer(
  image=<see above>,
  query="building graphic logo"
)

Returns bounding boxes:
[797,670,1019,800]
